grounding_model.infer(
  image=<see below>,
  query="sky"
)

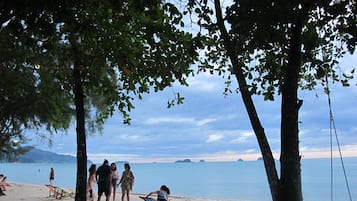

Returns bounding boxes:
[33,53,357,164]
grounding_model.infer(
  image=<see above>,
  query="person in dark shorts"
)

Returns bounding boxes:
[110,163,119,201]
[49,168,55,197]
[96,159,111,201]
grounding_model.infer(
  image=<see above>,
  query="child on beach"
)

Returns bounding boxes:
[140,185,170,201]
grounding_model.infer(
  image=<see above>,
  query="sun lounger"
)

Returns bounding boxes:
[139,196,155,201]
[45,184,75,199]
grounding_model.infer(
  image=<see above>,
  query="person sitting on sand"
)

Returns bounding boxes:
[141,185,170,201]
[0,174,10,192]
[0,174,10,196]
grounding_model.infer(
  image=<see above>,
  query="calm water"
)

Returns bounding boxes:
[1,158,356,201]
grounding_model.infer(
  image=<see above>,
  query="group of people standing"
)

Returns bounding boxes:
[88,160,135,201]
[48,159,169,201]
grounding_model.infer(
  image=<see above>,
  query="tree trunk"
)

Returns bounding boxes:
[70,33,87,201]
[280,19,303,201]
[213,1,280,201]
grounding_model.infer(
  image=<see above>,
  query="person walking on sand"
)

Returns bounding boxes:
[87,164,97,201]
[49,168,55,185]
[49,168,55,197]
[140,185,170,201]
[110,163,119,201]
[96,160,111,201]
[119,163,134,201]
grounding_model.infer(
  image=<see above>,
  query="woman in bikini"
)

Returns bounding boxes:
[87,164,97,201]
[119,163,134,201]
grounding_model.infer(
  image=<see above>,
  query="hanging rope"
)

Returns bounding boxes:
[325,72,353,201]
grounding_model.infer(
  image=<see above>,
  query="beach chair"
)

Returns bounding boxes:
[139,196,155,201]
[45,184,75,199]
[57,187,75,199]
[46,184,59,198]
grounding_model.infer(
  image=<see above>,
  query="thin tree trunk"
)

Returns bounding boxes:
[280,19,303,201]
[213,1,280,201]
[70,33,87,201]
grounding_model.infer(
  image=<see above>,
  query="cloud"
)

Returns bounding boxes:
[300,144,357,159]
[144,116,217,127]
[244,149,258,153]
[145,117,195,125]
[206,134,223,143]
[184,72,226,93]
[230,131,254,143]
[116,134,142,141]
[196,118,217,126]
[32,53,357,163]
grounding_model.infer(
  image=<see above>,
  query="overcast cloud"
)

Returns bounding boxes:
[32,54,357,164]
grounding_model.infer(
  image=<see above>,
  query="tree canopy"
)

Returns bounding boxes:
[2,0,355,200]
[184,0,355,201]
[0,0,199,156]
[188,0,355,97]
[1,1,201,200]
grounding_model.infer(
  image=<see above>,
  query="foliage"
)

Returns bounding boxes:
[0,0,199,153]
[187,0,356,100]
[2,1,200,200]
[0,50,73,160]
[183,0,356,201]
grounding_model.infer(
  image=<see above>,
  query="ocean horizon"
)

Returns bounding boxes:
[1,157,356,201]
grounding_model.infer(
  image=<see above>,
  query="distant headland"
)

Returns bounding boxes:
[0,148,92,164]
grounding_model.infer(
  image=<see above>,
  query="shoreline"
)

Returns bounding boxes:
[0,182,223,201]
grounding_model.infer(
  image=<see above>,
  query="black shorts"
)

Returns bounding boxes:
[98,183,110,197]
[112,179,118,187]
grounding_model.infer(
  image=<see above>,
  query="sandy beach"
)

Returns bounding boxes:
[0,183,213,201]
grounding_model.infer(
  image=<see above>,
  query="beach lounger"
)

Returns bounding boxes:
[45,184,75,199]
[139,196,155,201]
[59,188,75,199]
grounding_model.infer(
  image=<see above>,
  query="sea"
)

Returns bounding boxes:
[1,157,356,201]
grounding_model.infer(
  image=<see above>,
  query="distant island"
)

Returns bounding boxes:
[175,159,192,163]
[237,158,244,162]
[0,148,92,164]
[114,160,129,164]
